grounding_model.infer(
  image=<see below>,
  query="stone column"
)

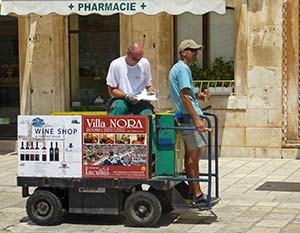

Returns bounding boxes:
[18,14,70,115]
[120,13,173,111]
[246,0,283,157]
[282,0,299,146]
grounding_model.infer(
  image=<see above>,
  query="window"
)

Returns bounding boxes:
[176,9,235,93]
[69,14,120,110]
[207,9,234,68]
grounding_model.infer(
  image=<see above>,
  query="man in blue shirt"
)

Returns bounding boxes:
[169,39,207,205]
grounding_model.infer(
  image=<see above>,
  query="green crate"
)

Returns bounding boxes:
[156,114,176,176]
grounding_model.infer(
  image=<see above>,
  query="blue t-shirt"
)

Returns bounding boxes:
[169,60,203,116]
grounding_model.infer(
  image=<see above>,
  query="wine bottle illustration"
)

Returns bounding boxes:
[49,142,54,161]
[25,142,30,161]
[20,141,25,161]
[35,142,40,161]
[55,142,59,161]
[42,143,47,161]
[30,142,35,161]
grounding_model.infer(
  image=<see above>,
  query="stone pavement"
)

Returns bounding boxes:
[1,153,300,232]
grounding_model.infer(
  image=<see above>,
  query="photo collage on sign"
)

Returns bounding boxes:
[83,133,147,166]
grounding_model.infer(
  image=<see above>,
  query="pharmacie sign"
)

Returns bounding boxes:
[0,0,226,16]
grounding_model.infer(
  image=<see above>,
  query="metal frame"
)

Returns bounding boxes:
[156,112,219,209]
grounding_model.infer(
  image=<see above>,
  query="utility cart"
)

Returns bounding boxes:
[17,111,219,227]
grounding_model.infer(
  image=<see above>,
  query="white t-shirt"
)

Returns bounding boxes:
[106,56,152,95]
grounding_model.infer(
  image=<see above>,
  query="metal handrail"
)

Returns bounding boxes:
[193,80,234,94]
[156,113,219,210]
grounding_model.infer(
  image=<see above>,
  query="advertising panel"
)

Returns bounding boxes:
[82,115,149,179]
[18,115,82,177]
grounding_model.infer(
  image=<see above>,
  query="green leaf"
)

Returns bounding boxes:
[189,57,234,81]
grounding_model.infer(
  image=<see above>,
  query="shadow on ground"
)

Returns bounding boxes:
[172,210,218,225]
[20,210,218,228]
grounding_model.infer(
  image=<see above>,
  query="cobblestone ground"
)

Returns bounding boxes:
[1,154,300,232]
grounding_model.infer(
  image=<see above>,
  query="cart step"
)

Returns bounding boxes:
[186,197,220,210]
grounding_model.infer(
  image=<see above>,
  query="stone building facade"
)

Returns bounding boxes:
[210,0,299,158]
[1,0,300,158]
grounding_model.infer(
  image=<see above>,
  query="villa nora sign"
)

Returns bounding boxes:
[82,115,149,179]
[0,0,226,16]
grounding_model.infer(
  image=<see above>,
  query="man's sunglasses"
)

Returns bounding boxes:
[184,48,198,52]
[129,51,142,62]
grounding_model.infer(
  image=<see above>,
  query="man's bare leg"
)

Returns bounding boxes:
[184,146,203,197]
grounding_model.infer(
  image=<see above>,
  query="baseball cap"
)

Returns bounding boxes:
[178,39,203,51]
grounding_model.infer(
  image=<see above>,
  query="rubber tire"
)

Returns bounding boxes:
[26,190,62,226]
[124,191,162,227]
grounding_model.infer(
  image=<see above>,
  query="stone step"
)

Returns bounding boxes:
[0,140,17,155]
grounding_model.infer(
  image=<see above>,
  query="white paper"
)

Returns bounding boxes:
[136,89,158,101]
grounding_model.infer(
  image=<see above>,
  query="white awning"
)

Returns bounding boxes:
[0,0,226,16]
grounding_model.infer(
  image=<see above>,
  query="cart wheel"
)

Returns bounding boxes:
[124,191,162,227]
[26,190,62,225]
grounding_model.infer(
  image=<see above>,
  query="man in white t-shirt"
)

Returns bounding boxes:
[106,42,155,115]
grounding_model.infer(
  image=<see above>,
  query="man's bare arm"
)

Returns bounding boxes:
[181,88,205,132]
[107,86,126,98]
[146,81,155,92]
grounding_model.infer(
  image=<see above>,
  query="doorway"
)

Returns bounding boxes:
[69,14,120,111]
[0,16,19,139]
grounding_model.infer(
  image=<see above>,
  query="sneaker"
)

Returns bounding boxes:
[192,194,208,206]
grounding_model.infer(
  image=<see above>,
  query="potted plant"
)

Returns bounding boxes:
[191,57,234,95]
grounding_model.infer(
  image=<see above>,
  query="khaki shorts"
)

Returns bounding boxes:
[181,120,207,151]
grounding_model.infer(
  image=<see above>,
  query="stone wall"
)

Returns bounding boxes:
[207,0,300,158]
[120,13,173,110]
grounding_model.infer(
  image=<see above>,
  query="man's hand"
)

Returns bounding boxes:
[125,93,139,105]
[195,118,205,132]
[147,89,157,96]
